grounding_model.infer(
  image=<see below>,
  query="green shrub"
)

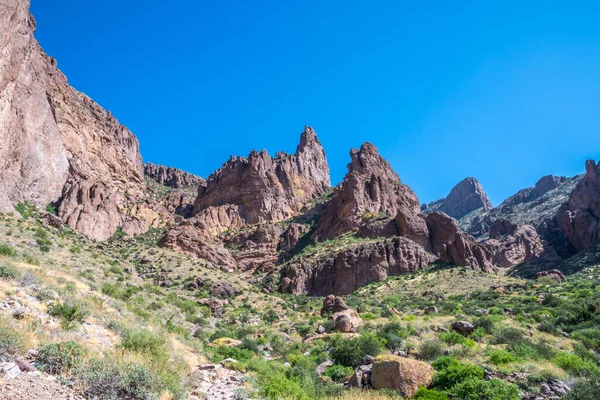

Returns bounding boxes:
[101,282,140,301]
[572,329,600,350]
[34,228,52,252]
[77,358,158,400]
[330,333,383,367]
[121,329,167,359]
[48,302,90,330]
[413,387,449,400]
[211,345,254,363]
[448,377,520,400]
[431,356,484,389]
[377,322,410,350]
[487,349,517,365]
[419,339,446,361]
[438,331,468,346]
[14,202,38,219]
[323,364,354,382]
[473,315,495,334]
[0,321,25,359]
[564,378,600,400]
[490,328,524,345]
[37,341,86,374]
[0,263,20,280]
[0,243,17,257]
[553,352,600,376]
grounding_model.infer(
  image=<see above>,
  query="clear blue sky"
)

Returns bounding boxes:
[31,0,600,205]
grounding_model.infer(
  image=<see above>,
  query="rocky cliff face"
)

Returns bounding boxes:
[313,143,420,241]
[558,160,600,251]
[192,126,330,235]
[502,175,567,208]
[145,163,204,188]
[423,177,492,219]
[0,0,146,240]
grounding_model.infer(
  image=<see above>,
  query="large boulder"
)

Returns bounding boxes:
[371,355,434,398]
[558,160,600,251]
[331,309,362,333]
[320,295,350,316]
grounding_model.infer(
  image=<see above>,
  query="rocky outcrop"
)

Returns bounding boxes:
[330,308,362,333]
[483,219,544,269]
[144,162,204,188]
[423,177,492,219]
[425,212,496,272]
[0,0,146,240]
[558,160,600,251]
[222,224,283,271]
[535,269,566,283]
[280,237,429,296]
[313,143,420,241]
[502,175,567,207]
[320,295,350,316]
[371,355,434,398]
[192,126,330,235]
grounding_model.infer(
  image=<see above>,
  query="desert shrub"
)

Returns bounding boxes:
[101,282,140,301]
[431,356,484,389]
[48,302,90,330]
[538,321,558,334]
[14,201,38,218]
[0,263,20,280]
[330,333,383,367]
[490,328,524,345]
[121,329,167,359]
[77,357,158,400]
[19,271,40,286]
[419,339,446,361]
[564,378,600,400]
[296,324,313,338]
[508,339,555,361]
[211,345,254,363]
[572,329,600,350]
[413,387,449,400]
[0,243,17,257]
[37,341,86,374]
[487,349,517,365]
[438,331,469,346]
[376,322,410,350]
[448,377,519,400]
[34,228,52,252]
[324,364,354,381]
[553,352,600,376]
[473,315,495,334]
[0,321,25,359]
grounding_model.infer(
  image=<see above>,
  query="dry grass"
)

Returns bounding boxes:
[325,389,401,399]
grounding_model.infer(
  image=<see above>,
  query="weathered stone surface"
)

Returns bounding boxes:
[425,212,495,272]
[320,295,350,316]
[222,224,282,271]
[0,0,146,240]
[211,282,239,299]
[193,126,330,234]
[331,309,362,333]
[558,160,600,251]
[371,355,434,398]
[451,321,475,336]
[424,177,492,219]
[279,223,309,251]
[502,175,567,207]
[483,219,544,269]
[313,142,420,241]
[145,162,204,188]
[39,212,63,230]
[535,269,566,283]
[280,237,429,296]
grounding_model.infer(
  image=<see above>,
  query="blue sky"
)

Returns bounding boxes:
[31,0,600,205]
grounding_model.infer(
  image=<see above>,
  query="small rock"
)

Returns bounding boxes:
[561,331,570,338]
[424,306,438,315]
[2,362,22,378]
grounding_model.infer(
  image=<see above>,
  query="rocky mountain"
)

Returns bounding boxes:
[0,0,148,240]
[144,162,204,188]
[422,177,492,219]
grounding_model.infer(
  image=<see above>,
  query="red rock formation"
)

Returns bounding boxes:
[424,212,495,272]
[424,177,492,219]
[280,237,430,296]
[558,160,600,251]
[192,126,330,234]
[0,0,146,240]
[483,219,544,269]
[144,162,204,188]
[313,143,420,241]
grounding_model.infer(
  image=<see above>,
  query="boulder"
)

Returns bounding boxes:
[371,355,434,398]
[331,309,362,333]
[535,269,566,283]
[451,321,475,336]
[320,295,350,316]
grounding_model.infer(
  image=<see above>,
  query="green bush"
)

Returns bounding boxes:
[0,243,17,257]
[323,364,354,381]
[34,228,52,252]
[37,341,86,374]
[473,315,495,334]
[211,345,254,363]
[487,349,517,365]
[48,302,90,330]
[490,328,524,345]
[553,352,600,376]
[572,329,600,350]
[101,282,140,301]
[431,356,484,389]
[376,322,410,350]
[448,377,520,400]
[14,202,38,219]
[77,357,158,400]
[121,329,167,359]
[413,387,449,400]
[330,333,383,367]
[0,321,25,359]
[564,378,600,400]
[419,339,446,361]
[0,263,20,280]
[438,331,468,346]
